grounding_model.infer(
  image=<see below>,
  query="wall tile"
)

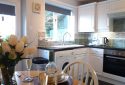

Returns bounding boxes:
[76,32,125,47]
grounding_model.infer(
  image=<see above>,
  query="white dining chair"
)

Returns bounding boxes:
[62,61,99,85]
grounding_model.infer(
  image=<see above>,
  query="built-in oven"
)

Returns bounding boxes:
[103,49,125,82]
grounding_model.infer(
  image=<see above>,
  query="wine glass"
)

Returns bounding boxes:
[23,58,33,82]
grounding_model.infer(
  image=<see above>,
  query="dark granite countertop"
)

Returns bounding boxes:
[38,45,85,52]
[38,45,125,51]
[87,45,125,51]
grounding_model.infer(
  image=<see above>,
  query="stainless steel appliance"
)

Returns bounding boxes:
[98,37,109,45]
[103,49,125,82]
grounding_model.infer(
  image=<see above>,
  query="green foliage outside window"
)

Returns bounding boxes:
[45,11,69,40]
[45,11,53,37]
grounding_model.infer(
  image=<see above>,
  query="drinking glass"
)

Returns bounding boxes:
[23,58,33,82]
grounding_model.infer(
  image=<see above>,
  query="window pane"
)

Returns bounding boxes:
[45,11,53,38]
[0,14,15,38]
[45,10,73,41]
[57,13,68,30]
[57,13,69,40]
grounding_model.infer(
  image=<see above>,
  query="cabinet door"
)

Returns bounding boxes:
[88,48,103,75]
[97,1,109,32]
[72,48,88,63]
[89,54,103,75]
[55,50,73,61]
[78,2,96,32]
[97,0,125,32]
[108,0,125,13]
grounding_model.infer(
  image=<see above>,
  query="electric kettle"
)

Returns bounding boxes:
[99,37,109,45]
[103,37,109,45]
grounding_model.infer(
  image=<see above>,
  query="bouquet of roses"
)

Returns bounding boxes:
[0,35,37,85]
[0,35,37,67]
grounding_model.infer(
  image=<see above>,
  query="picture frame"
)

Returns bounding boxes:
[32,2,41,14]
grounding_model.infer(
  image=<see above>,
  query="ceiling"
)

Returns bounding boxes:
[77,0,107,5]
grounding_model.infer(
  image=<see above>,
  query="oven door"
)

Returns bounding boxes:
[103,54,125,77]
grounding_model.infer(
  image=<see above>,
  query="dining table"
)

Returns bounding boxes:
[15,71,42,85]
[14,71,84,85]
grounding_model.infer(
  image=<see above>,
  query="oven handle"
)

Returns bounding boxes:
[105,55,125,60]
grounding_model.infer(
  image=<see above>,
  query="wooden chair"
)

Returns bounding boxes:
[62,61,99,85]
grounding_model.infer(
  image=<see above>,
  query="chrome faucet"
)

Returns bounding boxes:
[62,32,71,45]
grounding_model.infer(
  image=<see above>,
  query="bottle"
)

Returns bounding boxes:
[45,51,57,85]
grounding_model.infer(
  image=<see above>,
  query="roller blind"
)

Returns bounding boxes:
[0,3,15,16]
[45,3,71,15]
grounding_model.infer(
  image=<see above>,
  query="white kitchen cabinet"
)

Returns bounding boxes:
[54,48,88,71]
[97,1,109,32]
[72,48,88,63]
[107,0,125,13]
[78,2,96,32]
[97,0,125,32]
[88,48,104,75]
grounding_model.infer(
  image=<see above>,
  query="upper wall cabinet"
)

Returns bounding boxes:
[97,1,109,32]
[97,0,125,32]
[78,2,96,32]
[107,0,125,13]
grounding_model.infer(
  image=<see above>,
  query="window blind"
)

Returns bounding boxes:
[45,3,71,15]
[0,3,15,16]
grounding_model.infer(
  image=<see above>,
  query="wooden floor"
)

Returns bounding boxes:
[99,80,114,85]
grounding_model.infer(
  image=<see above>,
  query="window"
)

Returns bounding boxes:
[45,4,74,41]
[0,3,16,38]
[0,14,15,38]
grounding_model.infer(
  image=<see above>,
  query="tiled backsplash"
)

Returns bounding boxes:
[75,32,91,45]
[75,32,125,47]
[38,32,125,47]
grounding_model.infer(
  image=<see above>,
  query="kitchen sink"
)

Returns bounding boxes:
[51,44,84,48]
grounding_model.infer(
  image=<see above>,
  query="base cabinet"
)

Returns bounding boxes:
[88,48,103,75]
[54,48,88,71]
[72,48,88,63]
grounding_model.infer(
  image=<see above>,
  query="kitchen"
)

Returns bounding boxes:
[38,0,125,85]
[0,0,125,85]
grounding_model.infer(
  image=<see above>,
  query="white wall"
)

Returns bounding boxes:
[24,0,45,47]
[19,0,45,70]
[24,0,77,47]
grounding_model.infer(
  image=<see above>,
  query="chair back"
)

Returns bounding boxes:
[62,61,99,85]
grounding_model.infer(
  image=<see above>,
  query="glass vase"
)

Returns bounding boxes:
[1,66,16,85]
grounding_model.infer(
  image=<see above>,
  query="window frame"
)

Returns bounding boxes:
[45,0,77,41]
[45,10,71,41]
[0,0,21,38]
